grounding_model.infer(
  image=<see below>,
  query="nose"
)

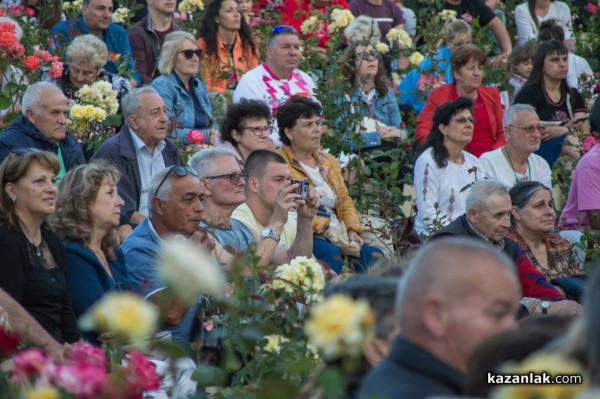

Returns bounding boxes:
[194,197,205,213]
[116,194,125,207]
[500,214,511,229]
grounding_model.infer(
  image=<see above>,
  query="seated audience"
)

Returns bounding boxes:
[515,0,573,45]
[480,104,552,189]
[415,44,505,157]
[507,181,585,303]
[51,161,132,344]
[0,150,80,344]
[431,180,581,315]
[197,0,259,94]
[277,96,384,273]
[358,238,520,399]
[152,31,214,146]
[414,98,482,236]
[506,43,536,104]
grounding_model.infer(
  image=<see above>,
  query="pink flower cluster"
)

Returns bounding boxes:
[22,46,64,78]
[0,21,25,61]
[417,74,445,93]
[587,2,599,13]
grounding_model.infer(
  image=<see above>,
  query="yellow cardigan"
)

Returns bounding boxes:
[278,145,362,234]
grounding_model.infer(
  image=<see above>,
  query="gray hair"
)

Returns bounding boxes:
[157,31,198,75]
[121,86,161,122]
[465,180,509,212]
[148,167,174,207]
[502,103,537,131]
[21,82,65,116]
[66,34,108,70]
[344,15,381,46]
[0,17,23,41]
[442,18,471,47]
[188,147,236,178]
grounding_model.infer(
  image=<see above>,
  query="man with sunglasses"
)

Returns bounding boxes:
[189,148,317,267]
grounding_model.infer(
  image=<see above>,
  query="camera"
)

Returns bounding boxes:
[291,178,310,200]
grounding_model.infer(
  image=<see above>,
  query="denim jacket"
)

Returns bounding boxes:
[151,73,213,145]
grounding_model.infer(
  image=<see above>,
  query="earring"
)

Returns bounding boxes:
[10,197,15,203]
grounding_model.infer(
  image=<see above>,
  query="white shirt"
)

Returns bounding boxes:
[130,130,167,218]
[300,162,339,225]
[568,53,593,94]
[479,147,552,190]
[515,1,572,45]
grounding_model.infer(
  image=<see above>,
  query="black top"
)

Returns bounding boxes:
[0,224,80,344]
[441,0,496,26]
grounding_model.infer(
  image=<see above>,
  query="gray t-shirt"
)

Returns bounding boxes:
[200,219,255,254]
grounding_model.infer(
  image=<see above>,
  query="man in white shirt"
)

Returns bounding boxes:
[480,104,551,190]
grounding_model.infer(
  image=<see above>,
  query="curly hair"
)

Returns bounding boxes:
[66,34,108,70]
[338,42,391,97]
[220,99,272,145]
[276,96,322,146]
[50,161,121,260]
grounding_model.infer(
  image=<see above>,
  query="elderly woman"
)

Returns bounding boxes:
[50,161,131,344]
[507,181,585,302]
[515,0,573,46]
[197,0,258,94]
[217,99,276,165]
[277,96,384,273]
[152,31,215,147]
[414,97,483,236]
[0,149,80,344]
[415,44,505,157]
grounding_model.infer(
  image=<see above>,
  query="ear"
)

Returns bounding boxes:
[128,114,138,130]
[452,69,460,81]
[247,176,259,193]
[151,197,165,216]
[25,109,35,124]
[5,183,16,200]
[284,127,293,143]
[231,129,241,143]
[467,207,478,224]
[511,206,521,221]
[199,177,211,195]
[421,297,447,339]
[438,123,446,134]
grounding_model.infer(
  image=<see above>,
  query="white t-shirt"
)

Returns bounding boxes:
[515,1,572,45]
[479,147,552,190]
[300,162,339,225]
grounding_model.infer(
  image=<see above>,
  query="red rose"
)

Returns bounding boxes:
[0,31,16,48]
[24,7,35,17]
[587,2,599,13]
[22,55,40,70]
[7,42,24,60]
[186,129,205,144]
[48,60,64,79]
[38,49,53,63]
[0,327,21,358]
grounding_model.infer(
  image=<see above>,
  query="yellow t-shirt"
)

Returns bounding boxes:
[231,203,297,248]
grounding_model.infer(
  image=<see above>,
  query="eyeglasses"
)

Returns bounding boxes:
[178,49,202,60]
[204,172,248,185]
[241,125,274,137]
[452,116,476,124]
[355,50,378,61]
[154,166,199,197]
[70,65,97,79]
[509,124,542,133]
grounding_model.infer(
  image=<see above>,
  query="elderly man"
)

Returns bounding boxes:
[480,104,552,189]
[92,87,183,238]
[431,180,581,316]
[189,147,317,268]
[359,238,521,399]
[0,82,85,180]
[50,0,140,86]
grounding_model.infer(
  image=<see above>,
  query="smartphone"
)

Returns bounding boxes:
[291,178,309,200]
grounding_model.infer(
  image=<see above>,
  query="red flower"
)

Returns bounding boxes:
[0,21,16,33]
[0,31,16,48]
[0,327,21,358]
[8,4,23,17]
[124,350,161,393]
[65,342,107,368]
[48,60,64,79]
[587,2,599,13]
[24,7,35,17]
[37,49,53,63]
[22,55,40,70]
[582,135,598,153]
[7,42,25,60]
[594,82,600,94]
[12,348,48,381]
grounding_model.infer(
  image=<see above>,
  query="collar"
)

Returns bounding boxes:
[262,62,294,81]
[464,214,506,251]
[146,218,165,244]
[174,72,198,90]
[129,127,166,153]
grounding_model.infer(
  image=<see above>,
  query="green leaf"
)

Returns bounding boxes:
[317,367,346,399]
[0,93,11,111]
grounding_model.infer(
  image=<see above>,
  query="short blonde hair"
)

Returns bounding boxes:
[66,34,108,70]
[157,31,198,75]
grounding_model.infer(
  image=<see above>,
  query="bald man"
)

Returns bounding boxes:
[358,238,521,399]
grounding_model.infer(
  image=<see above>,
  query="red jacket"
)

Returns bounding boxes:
[415,83,506,154]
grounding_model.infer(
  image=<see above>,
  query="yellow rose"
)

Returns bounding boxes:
[262,334,290,353]
[439,9,458,20]
[62,2,71,9]
[330,9,353,29]
[178,1,188,13]
[409,51,424,65]
[301,16,320,35]
[375,42,389,54]
[24,387,60,399]
[69,104,85,120]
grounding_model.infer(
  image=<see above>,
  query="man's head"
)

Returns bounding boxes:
[465,180,512,243]
[502,104,542,155]
[22,82,69,143]
[265,26,301,77]
[122,87,168,148]
[396,238,520,373]
[148,165,204,235]
[243,150,289,209]
[82,0,113,35]
[147,0,176,17]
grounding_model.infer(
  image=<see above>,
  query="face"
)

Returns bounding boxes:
[454,57,483,92]
[441,109,474,146]
[254,162,291,208]
[513,59,533,80]
[232,117,272,155]
[89,177,124,231]
[174,39,200,80]
[26,89,69,143]
[82,0,113,33]
[505,110,542,154]
[7,161,57,220]
[354,45,379,80]
[469,193,512,243]
[128,92,168,147]
[238,0,252,15]
[217,0,242,31]
[158,174,205,235]
[284,115,322,153]
[147,0,176,15]
[69,61,101,89]
[543,51,569,81]
[512,189,556,235]
[267,33,301,74]
[202,155,246,207]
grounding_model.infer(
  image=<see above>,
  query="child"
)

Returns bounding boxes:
[506,43,536,104]
[238,0,253,24]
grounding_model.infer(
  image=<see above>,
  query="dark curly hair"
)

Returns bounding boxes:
[220,99,272,145]
[276,96,322,146]
[198,0,257,61]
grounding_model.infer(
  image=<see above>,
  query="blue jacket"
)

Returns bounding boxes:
[50,15,141,85]
[0,116,85,170]
[151,73,213,145]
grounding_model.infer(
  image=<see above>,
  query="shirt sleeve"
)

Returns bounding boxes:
[575,159,600,212]
[514,4,536,45]
[413,151,440,235]
[473,0,496,26]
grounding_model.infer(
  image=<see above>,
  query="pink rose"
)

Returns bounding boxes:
[0,327,21,358]
[0,21,15,33]
[125,351,161,393]
[461,13,473,23]
[0,31,16,48]
[173,11,188,20]
[7,42,24,60]
[186,129,206,144]
[22,55,40,70]
[12,348,48,381]
[65,342,106,368]
[48,60,64,79]
[38,49,53,63]
[24,7,35,17]
[8,5,22,17]
[582,135,598,153]
[55,362,108,398]
[587,2,599,13]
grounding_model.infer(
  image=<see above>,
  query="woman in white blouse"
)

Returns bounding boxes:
[514,0,573,46]
[413,97,483,236]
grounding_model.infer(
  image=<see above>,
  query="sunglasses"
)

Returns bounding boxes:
[178,49,202,60]
[242,125,274,137]
[154,166,199,197]
[355,50,378,61]
[204,172,248,185]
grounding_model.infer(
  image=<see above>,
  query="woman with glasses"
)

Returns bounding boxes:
[152,31,216,147]
[0,149,80,344]
[197,0,258,94]
[50,161,131,344]
[413,97,483,236]
[217,99,276,165]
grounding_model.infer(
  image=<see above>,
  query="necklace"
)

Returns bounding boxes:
[448,152,465,164]
[22,229,42,257]
[503,146,531,183]
[92,248,115,281]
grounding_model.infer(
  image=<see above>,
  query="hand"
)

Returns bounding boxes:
[189,227,215,252]
[487,54,508,69]
[539,124,568,142]
[348,230,364,246]
[378,126,406,139]
[98,331,129,347]
[296,187,320,220]
[545,300,583,316]
[271,181,301,226]
[117,224,133,243]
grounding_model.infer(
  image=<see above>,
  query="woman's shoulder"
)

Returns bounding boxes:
[514,2,528,13]
[0,225,23,243]
[151,74,176,88]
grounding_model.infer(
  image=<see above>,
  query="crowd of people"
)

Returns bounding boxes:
[0,0,599,397]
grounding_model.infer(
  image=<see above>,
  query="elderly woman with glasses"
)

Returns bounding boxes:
[50,161,132,344]
[152,31,216,147]
[0,149,80,344]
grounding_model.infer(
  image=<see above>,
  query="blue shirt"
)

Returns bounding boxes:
[50,15,141,85]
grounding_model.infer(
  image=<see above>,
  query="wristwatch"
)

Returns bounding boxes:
[261,227,281,244]
[540,300,551,314]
